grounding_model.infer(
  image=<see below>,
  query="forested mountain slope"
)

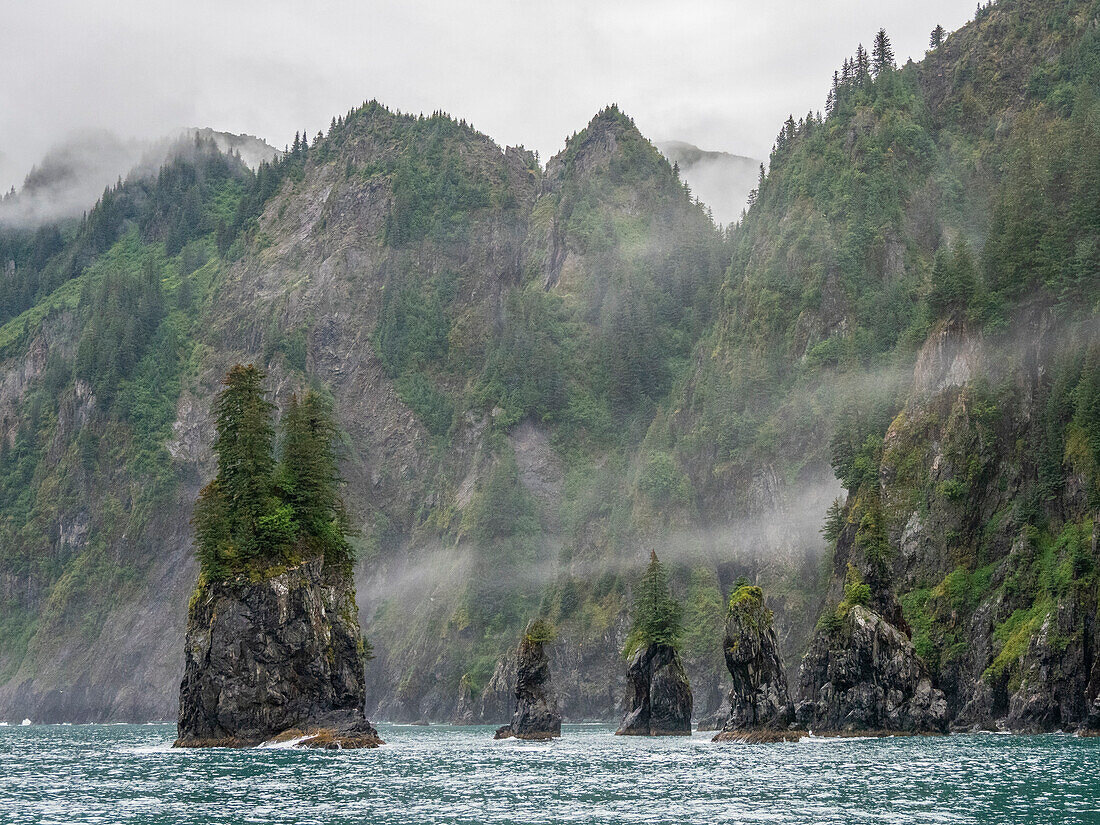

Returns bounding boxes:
[664,0,1100,729]
[0,0,1098,730]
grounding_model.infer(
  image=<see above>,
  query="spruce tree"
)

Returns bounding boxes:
[872,29,895,76]
[930,25,946,49]
[278,390,352,565]
[854,45,871,81]
[628,551,683,652]
[193,364,293,576]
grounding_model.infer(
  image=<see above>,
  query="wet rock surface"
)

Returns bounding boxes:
[509,634,562,739]
[713,586,794,741]
[795,605,947,733]
[174,557,382,748]
[615,644,692,736]
[494,623,561,740]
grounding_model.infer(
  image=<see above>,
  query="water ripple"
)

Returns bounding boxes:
[0,724,1097,824]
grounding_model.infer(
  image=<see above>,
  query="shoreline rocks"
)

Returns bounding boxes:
[615,643,692,736]
[795,604,948,734]
[174,556,383,749]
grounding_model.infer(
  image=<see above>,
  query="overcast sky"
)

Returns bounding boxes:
[2,0,978,193]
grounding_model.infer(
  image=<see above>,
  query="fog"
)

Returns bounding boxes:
[4,1,979,214]
[0,128,277,228]
[357,472,842,621]
[657,141,761,225]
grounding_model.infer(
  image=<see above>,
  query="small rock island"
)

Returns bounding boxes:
[175,365,382,749]
[494,619,561,740]
[712,582,797,742]
[616,552,692,736]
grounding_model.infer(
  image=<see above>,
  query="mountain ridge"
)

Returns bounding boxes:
[1,0,1099,732]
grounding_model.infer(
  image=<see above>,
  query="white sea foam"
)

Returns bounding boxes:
[120,743,179,755]
[258,734,310,749]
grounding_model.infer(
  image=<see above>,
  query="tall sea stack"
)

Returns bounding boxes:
[494,619,561,740]
[176,557,381,748]
[615,552,693,736]
[713,583,796,742]
[174,367,382,748]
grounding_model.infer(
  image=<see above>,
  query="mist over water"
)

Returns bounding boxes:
[2,724,1097,824]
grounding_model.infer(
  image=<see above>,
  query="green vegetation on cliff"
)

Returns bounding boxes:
[194,366,353,581]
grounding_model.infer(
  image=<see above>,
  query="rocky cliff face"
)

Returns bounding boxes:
[801,310,1100,734]
[5,0,1100,732]
[795,605,947,733]
[615,644,692,736]
[712,586,793,739]
[175,557,381,748]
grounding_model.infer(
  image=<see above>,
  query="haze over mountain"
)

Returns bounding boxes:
[1,1,980,196]
[1,0,1099,737]
[656,141,760,225]
[0,129,277,228]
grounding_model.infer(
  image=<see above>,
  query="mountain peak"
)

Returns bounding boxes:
[545,104,673,192]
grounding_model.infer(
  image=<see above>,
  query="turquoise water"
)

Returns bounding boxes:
[0,723,1097,824]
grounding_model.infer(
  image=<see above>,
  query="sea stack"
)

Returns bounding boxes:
[615,551,692,736]
[616,643,693,735]
[795,566,947,734]
[174,367,382,748]
[494,619,561,740]
[176,557,382,748]
[713,583,797,742]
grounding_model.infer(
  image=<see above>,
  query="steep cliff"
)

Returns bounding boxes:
[175,557,381,748]
[812,311,1100,732]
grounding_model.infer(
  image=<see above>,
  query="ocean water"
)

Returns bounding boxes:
[0,723,1097,824]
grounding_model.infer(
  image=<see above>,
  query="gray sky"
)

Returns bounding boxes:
[2,0,977,193]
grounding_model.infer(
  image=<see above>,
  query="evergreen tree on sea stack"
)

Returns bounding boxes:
[277,390,354,568]
[629,550,683,651]
[177,364,381,750]
[193,368,354,579]
[616,551,692,736]
[193,364,293,578]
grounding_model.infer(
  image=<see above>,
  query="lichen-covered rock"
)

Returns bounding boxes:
[615,644,692,736]
[795,605,947,733]
[174,556,382,748]
[984,597,1095,733]
[713,586,793,741]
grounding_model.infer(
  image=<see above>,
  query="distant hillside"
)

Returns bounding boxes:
[656,140,760,225]
[1,0,1099,735]
[0,129,277,229]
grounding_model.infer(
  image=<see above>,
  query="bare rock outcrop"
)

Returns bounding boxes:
[494,621,561,740]
[713,585,794,741]
[795,604,947,733]
[615,644,692,736]
[175,557,382,749]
